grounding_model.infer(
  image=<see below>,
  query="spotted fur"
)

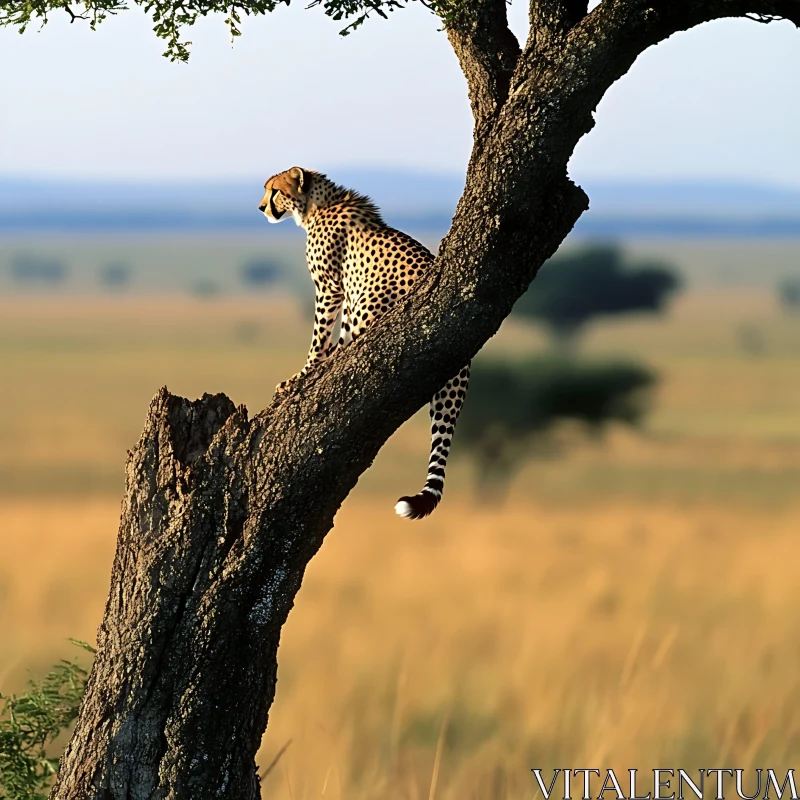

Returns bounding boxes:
[259,167,470,519]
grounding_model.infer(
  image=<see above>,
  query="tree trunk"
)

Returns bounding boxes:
[49,2,799,797]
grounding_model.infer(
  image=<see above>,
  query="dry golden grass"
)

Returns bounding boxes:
[2,289,800,797]
[3,497,800,798]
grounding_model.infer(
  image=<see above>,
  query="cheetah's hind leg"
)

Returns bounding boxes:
[395,364,470,520]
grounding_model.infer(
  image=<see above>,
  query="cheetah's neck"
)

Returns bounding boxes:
[304,173,385,229]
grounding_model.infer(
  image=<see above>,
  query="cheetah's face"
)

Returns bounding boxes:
[259,167,312,227]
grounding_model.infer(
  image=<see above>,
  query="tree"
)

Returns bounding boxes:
[513,244,680,345]
[458,357,654,500]
[10,254,68,286]
[240,258,282,289]
[777,276,800,312]
[99,262,131,290]
[463,245,674,493]
[1,2,797,797]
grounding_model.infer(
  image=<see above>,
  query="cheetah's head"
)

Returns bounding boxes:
[259,167,313,227]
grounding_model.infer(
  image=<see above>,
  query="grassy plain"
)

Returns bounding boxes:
[2,279,800,798]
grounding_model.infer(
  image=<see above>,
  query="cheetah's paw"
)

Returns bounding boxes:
[274,376,298,395]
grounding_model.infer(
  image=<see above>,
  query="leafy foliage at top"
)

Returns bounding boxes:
[0,0,455,62]
[0,641,93,800]
[513,244,681,343]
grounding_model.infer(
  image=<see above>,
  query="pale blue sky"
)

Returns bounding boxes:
[1,3,798,184]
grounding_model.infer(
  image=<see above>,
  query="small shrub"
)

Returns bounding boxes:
[0,640,93,800]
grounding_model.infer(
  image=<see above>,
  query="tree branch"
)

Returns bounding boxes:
[445,0,521,127]
[64,4,90,22]
[567,0,800,82]
[498,0,800,185]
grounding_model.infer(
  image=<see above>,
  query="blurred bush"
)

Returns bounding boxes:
[513,243,680,346]
[458,358,655,500]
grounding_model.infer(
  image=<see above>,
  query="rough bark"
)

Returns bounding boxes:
[51,2,799,797]
[528,0,588,53]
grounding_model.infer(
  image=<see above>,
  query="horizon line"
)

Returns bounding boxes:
[2,171,800,192]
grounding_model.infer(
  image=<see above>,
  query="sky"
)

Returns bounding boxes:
[1,2,799,185]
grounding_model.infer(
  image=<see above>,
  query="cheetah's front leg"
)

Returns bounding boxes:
[275,287,343,394]
[338,305,353,349]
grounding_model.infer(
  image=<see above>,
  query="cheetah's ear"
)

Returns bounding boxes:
[289,166,311,194]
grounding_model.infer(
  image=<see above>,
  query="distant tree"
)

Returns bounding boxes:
[458,357,654,501]
[191,279,222,298]
[99,263,131,290]
[240,258,282,289]
[513,244,680,346]
[777,277,800,313]
[10,255,68,285]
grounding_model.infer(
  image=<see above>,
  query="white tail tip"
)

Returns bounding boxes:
[395,500,414,519]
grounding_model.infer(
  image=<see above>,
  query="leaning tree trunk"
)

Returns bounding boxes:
[50,2,799,797]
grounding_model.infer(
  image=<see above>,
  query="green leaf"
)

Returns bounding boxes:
[65,639,96,655]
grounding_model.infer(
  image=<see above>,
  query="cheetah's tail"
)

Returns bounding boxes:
[394,363,471,521]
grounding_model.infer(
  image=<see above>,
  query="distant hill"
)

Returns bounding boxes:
[2,171,800,236]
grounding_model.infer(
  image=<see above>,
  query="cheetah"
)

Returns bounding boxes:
[258,167,470,519]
